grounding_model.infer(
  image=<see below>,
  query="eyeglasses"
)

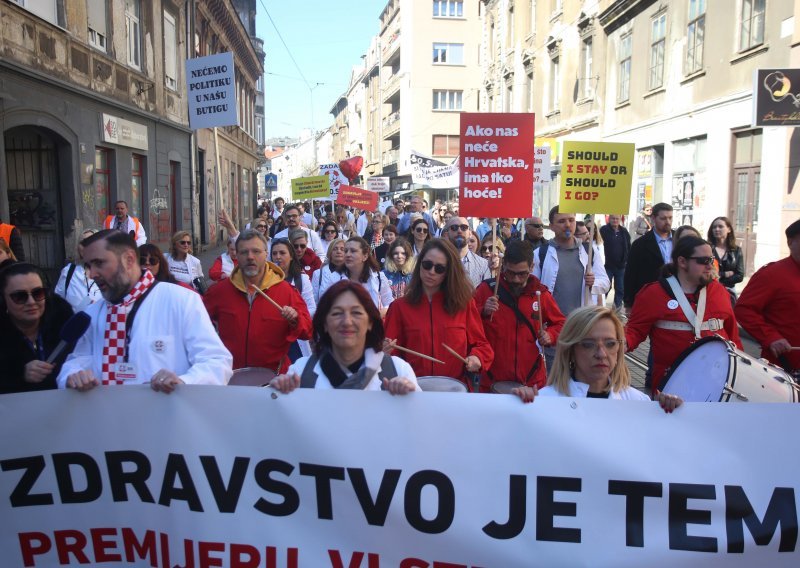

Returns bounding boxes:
[577,339,623,352]
[449,224,470,232]
[503,268,531,279]
[9,287,47,305]
[526,223,544,229]
[688,256,715,266]
[140,257,159,266]
[178,240,191,245]
[415,227,429,234]
[420,260,447,274]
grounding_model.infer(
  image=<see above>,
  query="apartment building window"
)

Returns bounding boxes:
[686,0,705,74]
[433,43,465,65]
[432,134,460,157]
[649,12,666,90]
[125,0,142,69]
[739,0,765,51]
[433,90,463,111]
[87,0,107,51]
[617,34,632,103]
[549,56,560,111]
[579,36,593,99]
[433,0,463,18]
[11,0,65,27]
[164,12,177,90]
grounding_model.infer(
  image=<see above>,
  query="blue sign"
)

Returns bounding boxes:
[265,173,278,189]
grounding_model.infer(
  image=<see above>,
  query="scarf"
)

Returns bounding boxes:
[319,349,376,389]
[370,232,384,251]
[101,270,155,385]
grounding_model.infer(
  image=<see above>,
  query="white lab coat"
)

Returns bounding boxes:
[533,240,610,306]
[57,282,232,387]
[317,269,394,311]
[54,263,103,312]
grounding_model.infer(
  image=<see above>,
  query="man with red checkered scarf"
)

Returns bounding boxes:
[57,230,232,392]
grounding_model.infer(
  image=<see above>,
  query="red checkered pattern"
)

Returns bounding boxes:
[101,271,155,385]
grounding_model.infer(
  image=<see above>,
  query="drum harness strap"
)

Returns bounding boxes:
[299,350,398,390]
[655,277,724,337]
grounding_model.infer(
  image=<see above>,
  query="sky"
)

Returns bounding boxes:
[255,1,386,142]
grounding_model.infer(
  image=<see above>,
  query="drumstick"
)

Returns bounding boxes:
[441,343,469,365]
[491,218,498,322]
[535,290,544,327]
[788,347,800,351]
[249,284,284,311]
[392,344,446,365]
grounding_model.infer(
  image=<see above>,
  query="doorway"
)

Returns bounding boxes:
[729,130,762,275]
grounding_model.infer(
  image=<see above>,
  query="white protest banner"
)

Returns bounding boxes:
[186,52,238,130]
[319,163,345,200]
[1,388,798,567]
[367,176,390,193]
[409,150,459,189]
[534,145,551,186]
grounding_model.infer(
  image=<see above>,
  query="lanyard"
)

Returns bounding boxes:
[123,282,158,363]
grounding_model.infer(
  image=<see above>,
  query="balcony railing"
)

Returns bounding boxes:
[383,148,399,166]
[382,111,400,137]
[382,32,400,62]
[383,72,401,100]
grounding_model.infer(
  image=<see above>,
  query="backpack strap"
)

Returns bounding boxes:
[379,354,398,380]
[299,353,320,388]
[496,282,543,383]
[64,262,78,293]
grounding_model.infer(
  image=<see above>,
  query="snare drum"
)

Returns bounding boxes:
[661,336,798,403]
[229,367,277,387]
[417,376,468,393]
[490,381,523,394]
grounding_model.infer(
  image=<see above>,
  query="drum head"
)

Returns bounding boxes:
[491,381,521,394]
[229,367,276,387]
[661,337,731,402]
[417,376,468,393]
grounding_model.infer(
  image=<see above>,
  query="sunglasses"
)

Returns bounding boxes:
[256,225,267,229]
[689,256,715,266]
[178,240,191,245]
[480,246,496,253]
[415,227,429,234]
[140,257,159,266]
[325,229,337,234]
[293,243,307,250]
[420,260,446,274]
[9,287,47,305]
[526,223,544,229]
[449,224,470,232]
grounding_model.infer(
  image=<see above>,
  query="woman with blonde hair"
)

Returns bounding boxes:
[165,230,205,292]
[479,236,505,279]
[312,237,346,303]
[539,306,681,411]
[382,238,415,299]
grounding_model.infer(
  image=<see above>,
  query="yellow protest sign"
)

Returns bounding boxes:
[559,141,634,214]
[291,175,329,201]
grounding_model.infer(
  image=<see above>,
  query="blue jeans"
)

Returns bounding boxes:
[607,266,626,309]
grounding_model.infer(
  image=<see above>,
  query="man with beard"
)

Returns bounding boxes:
[204,229,312,372]
[443,216,490,287]
[102,200,147,246]
[273,204,326,257]
[474,241,566,392]
[57,230,232,391]
[625,235,742,395]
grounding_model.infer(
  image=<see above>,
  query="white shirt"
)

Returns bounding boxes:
[57,282,233,387]
[539,379,650,401]
[165,253,204,288]
[54,262,103,311]
[287,349,420,391]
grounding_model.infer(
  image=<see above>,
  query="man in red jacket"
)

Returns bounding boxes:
[475,240,566,391]
[735,219,800,372]
[625,235,742,394]
[204,229,312,372]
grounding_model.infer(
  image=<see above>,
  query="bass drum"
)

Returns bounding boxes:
[229,367,276,387]
[417,376,468,393]
[661,336,798,403]
[490,381,523,394]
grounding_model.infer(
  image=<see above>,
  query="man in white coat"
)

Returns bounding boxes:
[273,204,325,257]
[102,201,147,246]
[57,230,232,392]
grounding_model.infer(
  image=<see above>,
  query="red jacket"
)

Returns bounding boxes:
[383,291,494,388]
[203,263,312,371]
[474,275,566,390]
[735,256,800,370]
[209,255,238,281]
[625,278,742,393]
[299,248,322,278]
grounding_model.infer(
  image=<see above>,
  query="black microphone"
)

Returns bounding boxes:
[46,312,91,364]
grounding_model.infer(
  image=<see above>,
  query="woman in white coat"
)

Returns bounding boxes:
[55,229,103,311]
[165,230,205,292]
[317,236,393,316]
[271,237,316,360]
[269,280,418,394]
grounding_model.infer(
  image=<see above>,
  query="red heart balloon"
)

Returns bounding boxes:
[339,156,364,182]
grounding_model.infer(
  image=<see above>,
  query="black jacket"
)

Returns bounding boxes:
[0,295,74,394]
[623,229,673,308]
[599,224,631,269]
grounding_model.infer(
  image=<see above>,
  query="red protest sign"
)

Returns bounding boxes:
[336,185,379,211]
[458,113,535,218]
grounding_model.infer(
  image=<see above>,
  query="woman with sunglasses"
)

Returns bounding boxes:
[312,238,346,303]
[625,236,742,395]
[382,238,415,299]
[318,236,393,315]
[271,237,317,360]
[165,230,205,293]
[0,262,75,394]
[319,220,340,257]
[208,239,238,282]
[479,236,506,279]
[384,239,493,390]
[409,217,431,257]
[289,229,322,278]
[138,244,194,290]
[539,306,682,412]
[54,228,103,311]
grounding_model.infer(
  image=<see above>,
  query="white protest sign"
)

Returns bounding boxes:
[367,176,390,193]
[534,145,552,186]
[319,163,345,200]
[1,388,798,567]
[409,150,459,189]
[186,52,238,130]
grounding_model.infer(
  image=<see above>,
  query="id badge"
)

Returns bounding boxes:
[115,362,138,381]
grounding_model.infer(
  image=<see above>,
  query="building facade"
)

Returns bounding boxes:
[0,0,193,278]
